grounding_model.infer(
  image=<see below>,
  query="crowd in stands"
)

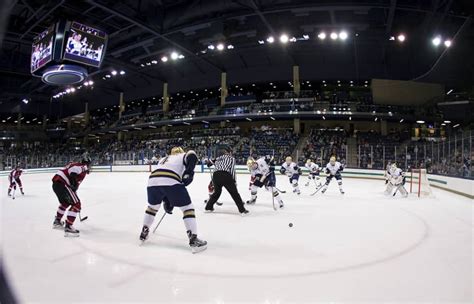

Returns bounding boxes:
[300,129,347,165]
[2,126,471,178]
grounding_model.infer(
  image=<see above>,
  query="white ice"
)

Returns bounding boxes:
[1,172,472,303]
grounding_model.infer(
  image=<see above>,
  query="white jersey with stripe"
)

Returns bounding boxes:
[305,162,320,174]
[281,162,299,176]
[253,157,270,177]
[148,151,195,186]
[325,161,343,176]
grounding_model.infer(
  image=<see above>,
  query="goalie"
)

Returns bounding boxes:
[385,163,408,197]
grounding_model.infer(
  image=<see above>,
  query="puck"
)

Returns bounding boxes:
[289,223,293,227]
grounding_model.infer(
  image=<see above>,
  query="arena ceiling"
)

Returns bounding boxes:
[0,0,473,116]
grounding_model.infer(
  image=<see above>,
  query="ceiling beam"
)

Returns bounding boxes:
[20,0,65,39]
[385,0,397,34]
[248,0,295,65]
[85,0,224,72]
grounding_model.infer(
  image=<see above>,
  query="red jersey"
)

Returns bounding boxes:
[9,168,22,181]
[52,162,89,189]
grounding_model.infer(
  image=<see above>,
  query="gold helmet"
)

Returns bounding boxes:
[285,156,292,164]
[306,159,312,164]
[329,156,336,165]
[246,157,256,169]
[170,147,185,155]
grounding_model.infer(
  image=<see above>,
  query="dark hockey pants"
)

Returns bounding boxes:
[205,171,246,212]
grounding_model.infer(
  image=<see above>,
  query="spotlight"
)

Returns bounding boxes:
[208,45,215,50]
[84,82,89,86]
[302,34,309,40]
[258,40,265,45]
[397,34,405,42]
[66,88,71,93]
[339,31,348,40]
[289,37,297,42]
[280,34,289,43]
[444,40,452,47]
[330,32,338,40]
[178,54,185,59]
[444,120,451,124]
[119,70,125,75]
[432,36,441,46]
[88,80,94,85]
[150,60,157,65]
[161,56,168,62]
[216,44,225,51]
[111,70,118,75]
[399,119,404,123]
[389,36,395,41]
[416,120,425,124]
[105,74,111,78]
[227,44,234,49]
[318,32,326,40]
[70,88,76,93]
[140,64,145,67]
[266,36,275,43]
[171,52,179,60]
[22,98,29,104]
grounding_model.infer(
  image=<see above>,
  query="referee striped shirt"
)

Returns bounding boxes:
[213,154,236,179]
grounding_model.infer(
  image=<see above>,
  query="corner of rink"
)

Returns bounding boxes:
[1,172,472,302]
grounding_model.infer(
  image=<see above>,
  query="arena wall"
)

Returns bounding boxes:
[1,165,472,199]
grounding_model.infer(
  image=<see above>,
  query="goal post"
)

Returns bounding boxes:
[409,168,434,197]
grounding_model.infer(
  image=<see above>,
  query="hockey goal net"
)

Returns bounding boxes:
[409,168,434,197]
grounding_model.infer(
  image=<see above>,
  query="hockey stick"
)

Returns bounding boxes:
[274,186,286,194]
[310,185,324,196]
[152,212,167,234]
[79,213,88,222]
[270,186,277,211]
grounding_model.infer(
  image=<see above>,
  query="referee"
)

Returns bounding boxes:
[205,145,249,215]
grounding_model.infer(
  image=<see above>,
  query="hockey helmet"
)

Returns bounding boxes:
[391,163,397,170]
[217,144,232,155]
[81,153,91,165]
[306,159,312,164]
[329,156,336,165]
[285,156,292,164]
[170,147,185,155]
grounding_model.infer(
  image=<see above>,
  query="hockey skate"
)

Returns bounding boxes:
[64,224,80,237]
[340,189,345,194]
[52,218,64,230]
[187,230,207,254]
[139,225,149,242]
[240,209,250,216]
[246,197,257,204]
[279,201,284,209]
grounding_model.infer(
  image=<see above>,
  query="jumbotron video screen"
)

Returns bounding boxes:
[30,25,54,73]
[63,21,107,67]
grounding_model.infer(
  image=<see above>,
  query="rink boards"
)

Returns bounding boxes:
[1,164,472,198]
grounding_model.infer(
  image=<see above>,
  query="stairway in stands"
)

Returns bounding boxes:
[346,137,358,167]
[292,133,309,163]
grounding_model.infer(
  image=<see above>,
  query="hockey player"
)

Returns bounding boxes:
[280,156,301,195]
[304,159,322,188]
[7,166,24,197]
[385,163,408,197]
[140,147,207,253]
[247,155,284,208]
[52,153,91,236]
[246,156,256,190]
[321,156,345,194]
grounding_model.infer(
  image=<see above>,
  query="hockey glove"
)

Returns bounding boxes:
[279,167,286,175]
[182,173,194,186]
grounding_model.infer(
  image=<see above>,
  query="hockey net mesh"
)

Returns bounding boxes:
[410,168,434,197]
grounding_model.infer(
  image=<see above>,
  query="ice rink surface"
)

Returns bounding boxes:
[1,172,472,303]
